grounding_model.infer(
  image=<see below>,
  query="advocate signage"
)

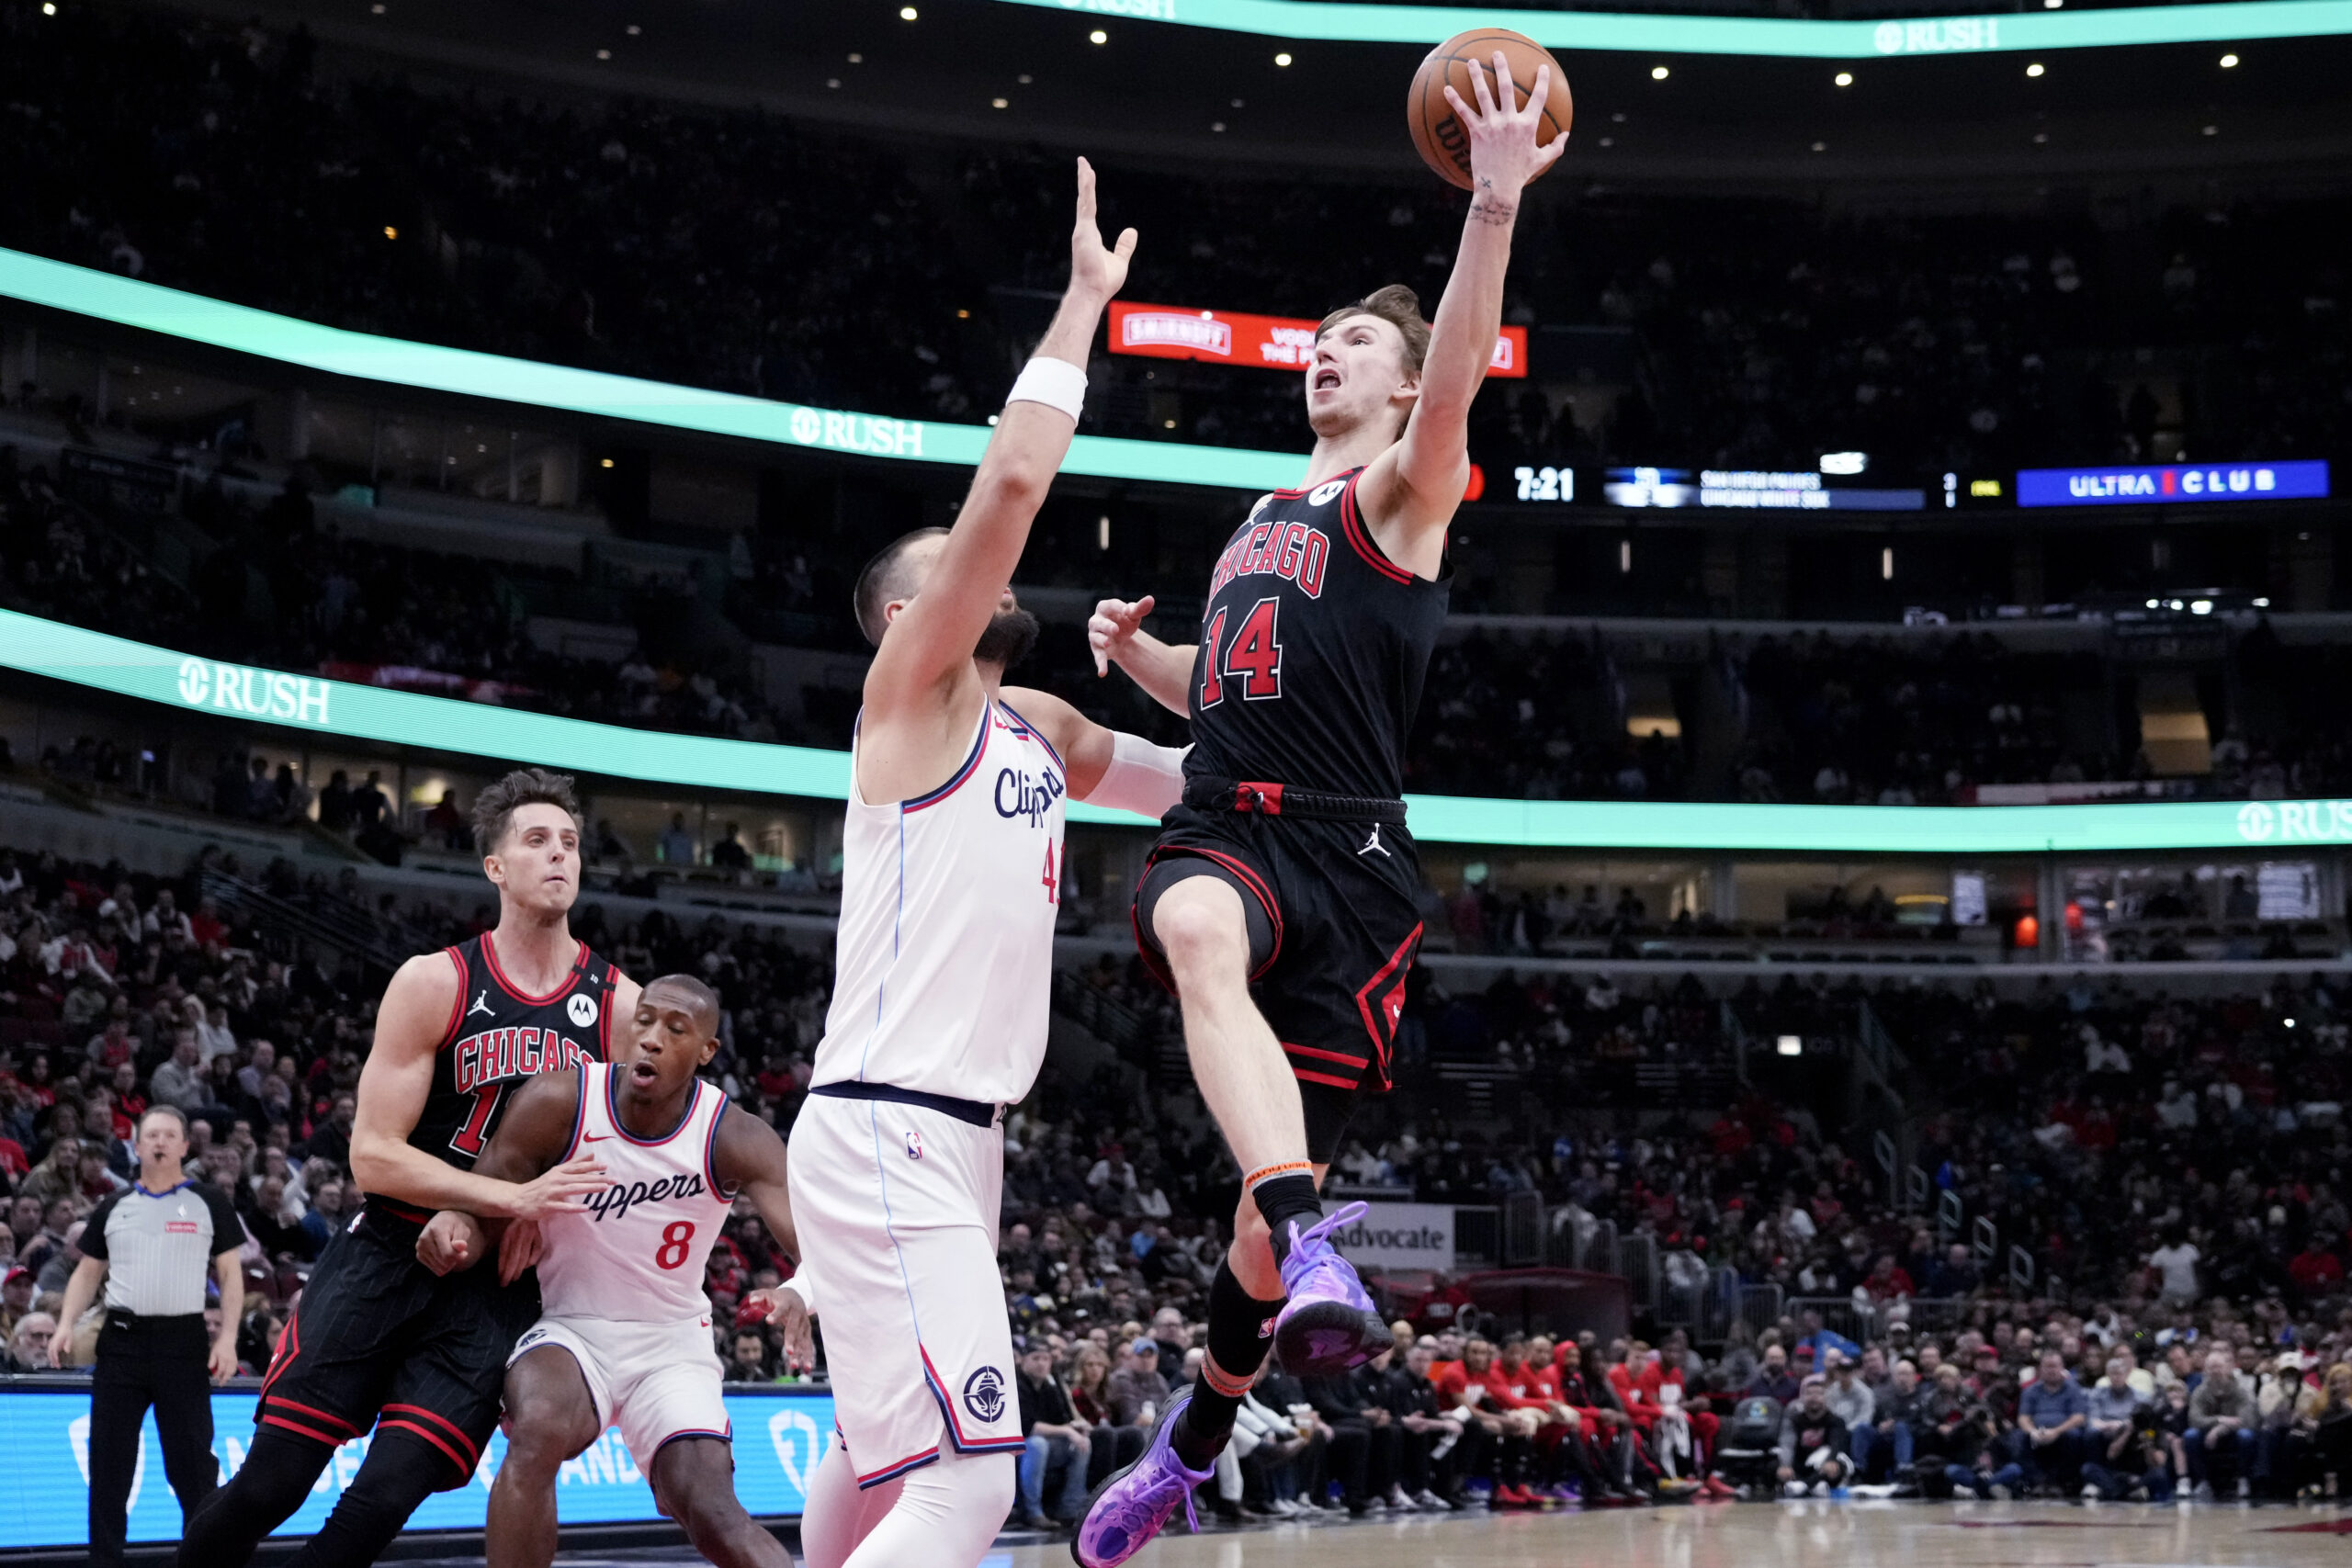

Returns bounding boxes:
[1110,301,1527,378]
[2017,460,2330,508]
[1328,1202,1456,1271]
[0,1383,834,1550]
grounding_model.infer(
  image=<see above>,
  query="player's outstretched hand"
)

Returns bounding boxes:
[499,1217,547,1286]
[505,1153,608,1220]
[1443,53,1569,196]
[1069,156,1137,304]
[750,1283,818,1373]
[416,1210,487,1276]
[1088,593,1155,676]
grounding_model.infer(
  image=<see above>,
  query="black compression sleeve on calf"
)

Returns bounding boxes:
[1173,1258,1285,1470]
[175,1427,333,1568]
[278,1427,453,1568]
[1249,1170,1323,1266]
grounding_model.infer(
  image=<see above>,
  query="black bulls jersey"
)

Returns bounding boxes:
[411,933,617,1169]
[1185,466,1451,801]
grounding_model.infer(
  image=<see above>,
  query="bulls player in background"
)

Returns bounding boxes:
[181,769,633,1567]
[434,973,816,1568]
[1076,57,1566,1565]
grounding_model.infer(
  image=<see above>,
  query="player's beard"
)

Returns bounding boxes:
[974,607,1040,671]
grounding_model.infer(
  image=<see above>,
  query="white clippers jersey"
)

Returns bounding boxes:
[814,696,1067,1106]
[537,1061,738,1324]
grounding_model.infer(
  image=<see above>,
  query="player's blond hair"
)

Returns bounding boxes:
[1317,284,1431,378]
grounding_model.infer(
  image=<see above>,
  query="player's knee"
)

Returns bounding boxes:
[1151,881,1251,977]
[498,1417,579,1481]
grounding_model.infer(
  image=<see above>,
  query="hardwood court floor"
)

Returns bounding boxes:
[418,1497,2352,1568]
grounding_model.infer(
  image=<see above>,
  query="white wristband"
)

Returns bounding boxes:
[1007,356,1087,421]
[1088,734,1188,820]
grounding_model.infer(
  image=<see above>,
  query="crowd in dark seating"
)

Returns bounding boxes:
[4,6,2347,474]
[1731,631,2117,805]
[1,445,805,743]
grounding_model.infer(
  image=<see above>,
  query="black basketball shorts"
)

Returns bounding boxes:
[256,1199,541,1487]
[1134,801,1425,1163]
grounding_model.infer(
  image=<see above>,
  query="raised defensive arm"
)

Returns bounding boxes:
[863,161,1136,719]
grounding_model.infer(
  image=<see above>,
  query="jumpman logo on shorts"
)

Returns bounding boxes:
[1357,824,1389,858]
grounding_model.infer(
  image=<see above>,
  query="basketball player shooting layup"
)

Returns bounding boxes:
[424,972,816,1568]
[788,158,1189,1568]
[181,769,634,1567]
[1075,57,1566,1565]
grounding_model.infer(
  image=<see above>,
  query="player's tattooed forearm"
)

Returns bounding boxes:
[1470,178,1518,226]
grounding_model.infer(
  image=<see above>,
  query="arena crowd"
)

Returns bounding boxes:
[6,829,2352,1531]
[3,5,2346,474]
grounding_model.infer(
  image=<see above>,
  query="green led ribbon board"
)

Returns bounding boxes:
[6,609,2347,852]
[0,248,1306,492]
[997,0,2352,57]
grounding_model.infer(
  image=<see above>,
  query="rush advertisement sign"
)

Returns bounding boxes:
[1110,302,1528,378]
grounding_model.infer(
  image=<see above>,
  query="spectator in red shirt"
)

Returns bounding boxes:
[1864,1252,1917,1302]
[2288,1239,2346,1297]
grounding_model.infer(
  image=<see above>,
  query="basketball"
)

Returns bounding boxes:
[1408,28,1572,191]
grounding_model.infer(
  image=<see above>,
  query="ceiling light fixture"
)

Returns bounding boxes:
[2220,51,2239,66]
[1274,51,1292,66]
[1651,64,1669,80]
[1834,71,1853,86]
[2026,62,2045,76]
[1089,28,1106,43]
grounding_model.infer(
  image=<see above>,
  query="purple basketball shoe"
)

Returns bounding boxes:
[1272,1201,1392,1376]
[1070,1387,1214,1568]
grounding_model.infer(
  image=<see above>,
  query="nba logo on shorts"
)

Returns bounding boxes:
[964,1367,1006,1423]
[905,1129,923,1160]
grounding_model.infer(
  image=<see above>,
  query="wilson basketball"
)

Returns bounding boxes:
[1408,28,1571,191]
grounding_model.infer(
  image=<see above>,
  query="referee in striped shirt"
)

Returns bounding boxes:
[51,1105,246,1567]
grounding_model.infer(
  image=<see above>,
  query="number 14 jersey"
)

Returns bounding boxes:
[1185,466,1451,802]
[537,1060,737,1323]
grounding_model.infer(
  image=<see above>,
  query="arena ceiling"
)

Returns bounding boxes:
[129,0,2352,200]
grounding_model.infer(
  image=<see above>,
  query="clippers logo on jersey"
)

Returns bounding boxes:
[964,1367,1007,1423]
[452,1027,594,1096]
[582,1170,713,1224]
[994,767,1065,828]
[1206,500,1331,603]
